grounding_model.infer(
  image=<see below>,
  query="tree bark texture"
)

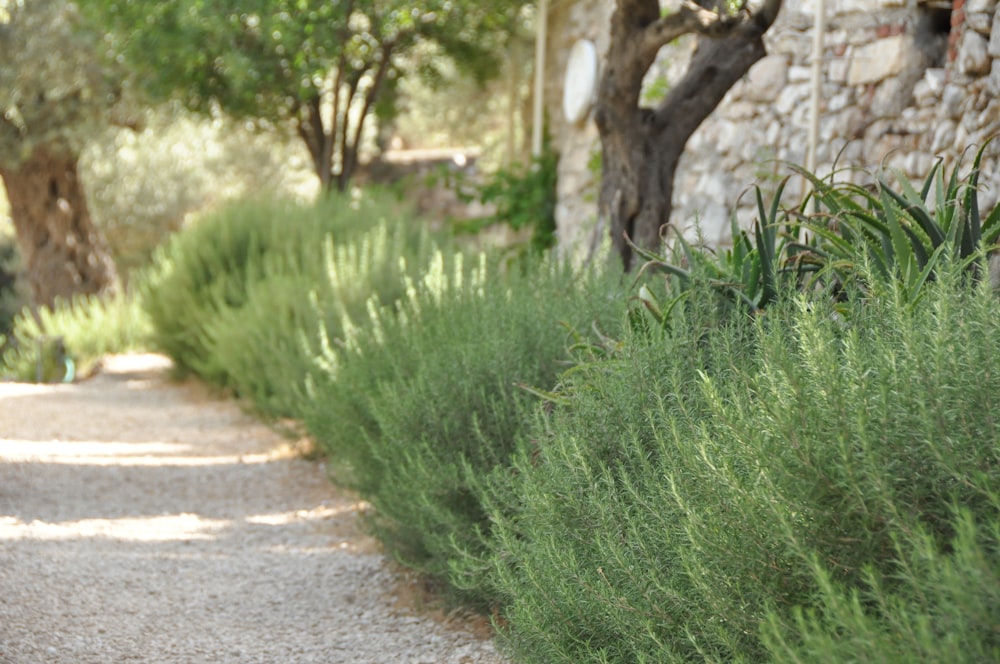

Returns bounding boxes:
[1,144,117,308]
[595,0,783,270]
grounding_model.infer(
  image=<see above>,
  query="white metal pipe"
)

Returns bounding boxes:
[532,0,548,158]
[806,0,827,192]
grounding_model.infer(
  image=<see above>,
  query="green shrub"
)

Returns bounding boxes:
[204,219,436,418]
[304,252,626,606]
[761,509,1000,663]
[751,272,1000,662]
[0,289,151,381]
[475,147,559,252]
[142,191,429,417]
[489,267,1000,662]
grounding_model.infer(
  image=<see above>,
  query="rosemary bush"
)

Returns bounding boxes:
[304,253,625,606]
[202,218,435,418]
[142,191,430,416]
[489,265,1000,662]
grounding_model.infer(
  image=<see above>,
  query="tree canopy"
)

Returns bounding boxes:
[0,0,122,167]
[91,1,528,190]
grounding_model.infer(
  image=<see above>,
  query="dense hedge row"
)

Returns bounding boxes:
[490,274,1000,662]
[30,160,997,662]
[304,252,625,606]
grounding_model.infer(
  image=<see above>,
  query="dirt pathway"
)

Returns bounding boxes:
[0,354,505,663]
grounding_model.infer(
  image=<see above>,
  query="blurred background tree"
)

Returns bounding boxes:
[80,103,319,280]
[0,0,122,308]
[0,0,538,330]
[90,0,530,193]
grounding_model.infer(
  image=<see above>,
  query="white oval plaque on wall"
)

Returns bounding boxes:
[562,39,598,124]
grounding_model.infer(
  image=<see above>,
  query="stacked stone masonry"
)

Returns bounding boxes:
[548,0,1000,254]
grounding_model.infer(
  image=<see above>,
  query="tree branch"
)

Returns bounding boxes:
[346,41,395,178]
[651,0,782,138]
[640,0,782,61]
[293,96,326,184]
[334,69,364,190]
[652,32,765,141]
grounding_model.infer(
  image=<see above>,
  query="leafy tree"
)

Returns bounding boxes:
[0,0,120,307]
[596,0,783,269]
[93,1,527,192]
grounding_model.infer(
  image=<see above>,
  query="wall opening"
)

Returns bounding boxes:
[916,0,954,67]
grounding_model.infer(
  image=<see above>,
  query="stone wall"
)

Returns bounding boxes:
[548,0,1000,256]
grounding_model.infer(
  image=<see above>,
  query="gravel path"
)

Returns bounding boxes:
[0,354,506,663]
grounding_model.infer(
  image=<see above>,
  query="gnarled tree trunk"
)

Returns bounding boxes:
[595,0,783,270]
[1,144,117,308]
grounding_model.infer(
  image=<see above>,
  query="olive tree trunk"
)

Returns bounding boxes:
[1,144,117,308]
[595,0,783,270]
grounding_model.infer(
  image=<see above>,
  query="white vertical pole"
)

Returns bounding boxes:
[806,0,827,195]
[506,41,519,167]
[532,0,549,158]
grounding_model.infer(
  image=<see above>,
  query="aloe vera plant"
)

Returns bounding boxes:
[795,139,1000,304]
[628,179,807,329]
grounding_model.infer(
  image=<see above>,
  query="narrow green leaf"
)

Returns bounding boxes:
[981,202,1000,246]
[881,177,944,247]
[919,158,943,202]
[879,187,918,286]
[754,220,778,305]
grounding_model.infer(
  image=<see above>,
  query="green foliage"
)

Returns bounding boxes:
[795,140,1000,305]
[142,194,347,379]
[489,270,1000,662]
[0,0,124,166]
[761,510,1000,663]
[81,104,317,277]
[633,143,1000,326]
[304,253,626,606]
[640,73,671,106]
[141,191,432,418]
[475,149,559,252]
[90,0,529,187]
[630,180,807,324]
[0,289,151,381]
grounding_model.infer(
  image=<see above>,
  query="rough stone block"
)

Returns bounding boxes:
[827,91,851,112]
[960,31,993,76]
[990,14,1000,56]
[967,0,996,13]
[903,152,935,179]
[942,83,968,118]
[978,105,1000,131]
[833,0,906,14]
[913,79,937,106]
[932,121,957,153]
[962,106,983,132]
[765,120,781,146]
[725,101,758,120]
[924,68,947,93]
[775,83,810,115]
[788,65,812,83]
[966,12,994,34]
[847,35,911,85]
[828,57,850,83]
[871,78,909,118]
[988,60,1000,95]
[743,55,789,103]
